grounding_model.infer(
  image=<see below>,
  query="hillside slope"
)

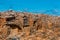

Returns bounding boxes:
[0,10,60,40]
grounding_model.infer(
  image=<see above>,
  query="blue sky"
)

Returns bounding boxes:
[0,0,60,13]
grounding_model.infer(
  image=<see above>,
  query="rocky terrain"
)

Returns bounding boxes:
[0,10,60,40]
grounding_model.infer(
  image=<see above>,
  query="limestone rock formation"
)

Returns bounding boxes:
[0,10,60,40]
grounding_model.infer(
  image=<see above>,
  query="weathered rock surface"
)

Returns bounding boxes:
[0,10,60,40]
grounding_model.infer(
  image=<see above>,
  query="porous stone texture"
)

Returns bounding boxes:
[0,10,60,40]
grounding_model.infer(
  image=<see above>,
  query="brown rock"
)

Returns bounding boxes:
[0,10,60,40]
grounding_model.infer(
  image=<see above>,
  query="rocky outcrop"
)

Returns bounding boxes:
[0,10,60,40]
